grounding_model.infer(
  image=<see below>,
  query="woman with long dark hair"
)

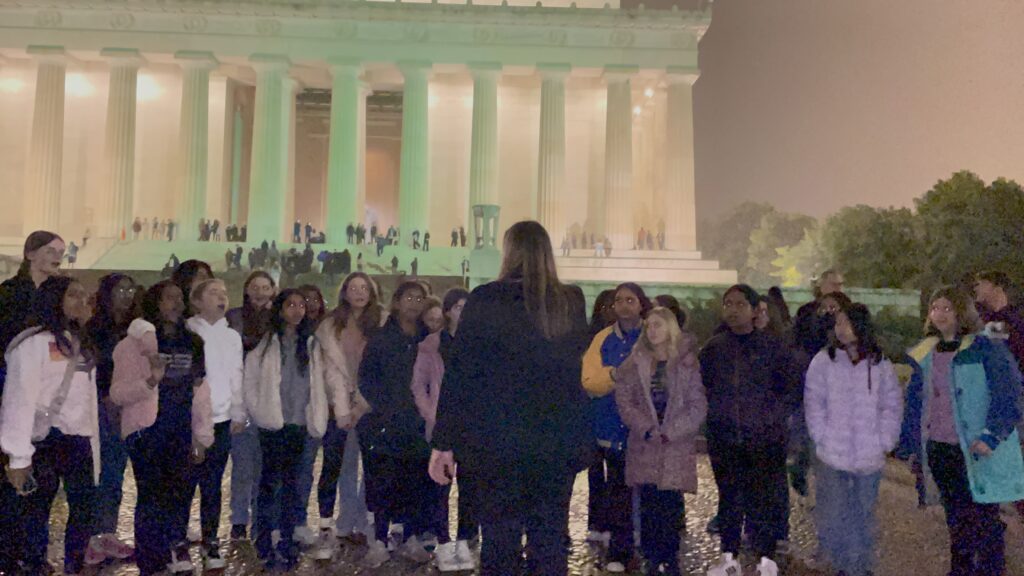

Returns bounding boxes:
[358,280,433,567]
[84,273,139,563]
[225,270,277,539]
[805,302,902,576]
[170,259,214,309]
[111,281,212,576]
[313,272,382,547]
[1,276,97,576]
[898,286,1023,576]
[430,221,591,576]
[582,281,653,571]
[244,289,328,569]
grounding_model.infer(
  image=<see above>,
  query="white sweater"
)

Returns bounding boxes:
[243,333,328,439]
[1,330,99,474]
[187,316,245,424]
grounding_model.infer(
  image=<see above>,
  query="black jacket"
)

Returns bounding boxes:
[698,329,801,447]
[432,280,592,475]
[0,273,39,394]
[357,317,430,460]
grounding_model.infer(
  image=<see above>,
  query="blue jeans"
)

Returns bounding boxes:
[295,433,320,527]
[336,429,370,535]
[814,462,881,576]
[229,423,261,527]
[95,398,129,535]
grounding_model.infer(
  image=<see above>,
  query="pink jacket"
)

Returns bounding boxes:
[615,332,706,492]
[411,331,444,441]
[109,319,214,448]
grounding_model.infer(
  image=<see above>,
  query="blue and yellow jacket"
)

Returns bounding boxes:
[582,323,640,450]
[897,334,1024,504]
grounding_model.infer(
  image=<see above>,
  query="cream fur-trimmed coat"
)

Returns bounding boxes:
[243,333,328,439]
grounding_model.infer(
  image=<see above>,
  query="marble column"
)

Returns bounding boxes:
[246,54,290,244]
[99,49,143,239]
[536,63,569,241]
[176,51,218,241]
[666,66,699,251]
[23,46,67,235]
[283,77,300,240]
[397,62,430,245]
[468,63,501,228]
[602,65,637,252]
[325,62,362,244]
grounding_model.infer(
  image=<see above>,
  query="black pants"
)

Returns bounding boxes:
[362,449,432,542]
[0,461,24,572]
[255,426,308,560]
[18,431,95,574]
[479,471,574,576]
[587,446,632,563]
[316,421,348,519]
[928,441,1005,576]
[187,421,232,543]
[707,436,787,559]
[127,427,192,576]
[639,485,683,571]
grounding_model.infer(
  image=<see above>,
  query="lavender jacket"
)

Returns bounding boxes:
[804,349,903,474]
[615,333,706,492]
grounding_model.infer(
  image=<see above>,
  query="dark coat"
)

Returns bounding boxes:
[357,317,430,460]
[432,280,592,520]
[698,329,800,447]
[0,273,39,394]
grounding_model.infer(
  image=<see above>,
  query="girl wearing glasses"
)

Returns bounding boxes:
[357,280,433,567]
[898,286,1024,576]
[84,273,140,564]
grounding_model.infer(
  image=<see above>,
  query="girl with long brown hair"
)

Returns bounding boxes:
[429,221,591,576]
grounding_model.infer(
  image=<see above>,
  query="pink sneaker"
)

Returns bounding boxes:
[96,535,134,560]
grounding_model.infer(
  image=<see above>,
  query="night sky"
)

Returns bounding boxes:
[694,0,1024,219]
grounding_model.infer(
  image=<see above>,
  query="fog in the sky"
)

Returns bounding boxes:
[694,0,1024,219]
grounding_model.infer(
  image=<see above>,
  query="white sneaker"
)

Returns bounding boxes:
[606,561,626,573]
[755,557,779,576]
[397,535,433,564]
[310,530,335,561]
[202,541,226,570]
[293,525,318,548]
[434,542,459,572]
[362,540,390,568]
[167,543,194,574]
[454,539,476,571]
[707,553,741,576]
[187,527,202,543]
[387,523,405,552]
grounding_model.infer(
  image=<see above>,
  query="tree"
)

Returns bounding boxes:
[772,224,827,288]
[915,171,1024,290]
[746,210,817,287]
[699,202,775,280]
[820,204,920,289]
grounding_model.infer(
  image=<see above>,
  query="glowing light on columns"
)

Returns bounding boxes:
[136,74,163,102]
[24,46,68,234]
[100,48,144,239]
[665,66,699,251]
[66,73,94,97]
[0,78,24,93]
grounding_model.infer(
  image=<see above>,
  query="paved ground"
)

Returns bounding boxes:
[42,455,1024,576]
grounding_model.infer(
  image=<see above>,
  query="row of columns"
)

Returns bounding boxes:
[19,46,697,250]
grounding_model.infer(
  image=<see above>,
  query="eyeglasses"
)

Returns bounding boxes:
[404,295,424,303]
[285,301,306,309]
[115,286,138,296]
[722,300,751,310]
[930,305,955,314]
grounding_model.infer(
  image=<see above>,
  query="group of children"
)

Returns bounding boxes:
[1,228,1023,576]
[583,277,1022,576]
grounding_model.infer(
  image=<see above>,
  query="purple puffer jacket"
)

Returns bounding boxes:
[615,333,706,492]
